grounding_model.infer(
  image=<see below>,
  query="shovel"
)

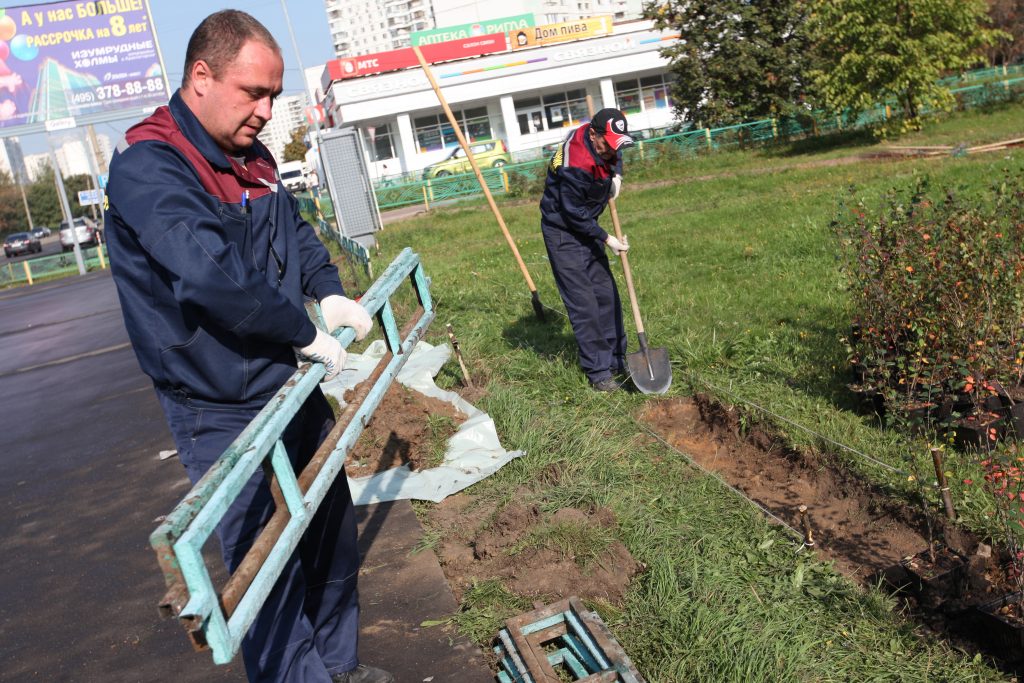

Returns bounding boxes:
[608,200,672,394]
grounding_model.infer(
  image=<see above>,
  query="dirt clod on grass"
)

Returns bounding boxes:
[344,382,467,477]
[427,494,640,606]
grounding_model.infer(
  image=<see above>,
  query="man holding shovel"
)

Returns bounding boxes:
[540,108,634,392]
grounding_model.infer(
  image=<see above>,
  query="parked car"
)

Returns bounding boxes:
[3,231,42,258]
[31,226,52,238]
[422,140,510,179]
[59,217,102,252]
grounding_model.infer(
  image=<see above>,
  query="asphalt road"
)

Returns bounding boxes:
[0,271,246,682]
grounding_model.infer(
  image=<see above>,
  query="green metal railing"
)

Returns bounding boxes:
[150,247,433,663]
[0,245,109,287]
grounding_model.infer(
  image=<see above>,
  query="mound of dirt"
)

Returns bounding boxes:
[640,394,941,582]
[427,494,640,605]
[345,382,467,477]
[637,393,1024,668]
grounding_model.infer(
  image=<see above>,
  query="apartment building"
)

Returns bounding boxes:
[258,94,308,162]
[325,0,433,57]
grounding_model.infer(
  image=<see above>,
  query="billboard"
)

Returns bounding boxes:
[510,16,613,50]
[322,33,506,89]
[0,0,167,132]
[411,13,534,47]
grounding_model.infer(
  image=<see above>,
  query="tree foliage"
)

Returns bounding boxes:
[26,166,63,228]
[647,0,815,128]
[0,171,28,236]
[809,0,1004,133]
[283,126,309,163]
[986,0,1024,66]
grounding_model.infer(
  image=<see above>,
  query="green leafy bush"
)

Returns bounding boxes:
[834,165,1024,440]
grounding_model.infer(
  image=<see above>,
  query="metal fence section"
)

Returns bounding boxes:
[0,245,109,287]
[376,166,508,210]
[149,247,434,664]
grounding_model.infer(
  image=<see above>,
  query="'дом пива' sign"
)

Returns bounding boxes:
[0,0,167,130]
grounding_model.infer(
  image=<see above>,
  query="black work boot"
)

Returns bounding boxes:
[331,664,395,683]
[590,377,620,393]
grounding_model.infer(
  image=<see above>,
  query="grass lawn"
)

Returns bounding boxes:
[362,101,1024,681]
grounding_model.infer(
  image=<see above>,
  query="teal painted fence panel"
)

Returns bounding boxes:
[150,247,434,664]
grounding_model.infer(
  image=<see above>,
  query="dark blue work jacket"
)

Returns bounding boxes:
[106,91,344,405]
[539,124,623,243]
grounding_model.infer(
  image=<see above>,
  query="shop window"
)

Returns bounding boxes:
[542,89,587,129]
[615,74,673,114]
[361,123,396,162]
[641,75,672,111]
[414,106,492,152]
[614,80,642,115]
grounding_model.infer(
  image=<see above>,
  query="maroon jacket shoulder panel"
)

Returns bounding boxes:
[564,125,612,181]
[124,106,277,204]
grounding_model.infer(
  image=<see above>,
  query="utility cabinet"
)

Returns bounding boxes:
[317,126,382,249]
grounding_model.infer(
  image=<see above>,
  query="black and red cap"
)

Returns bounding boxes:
[590,108,634,150]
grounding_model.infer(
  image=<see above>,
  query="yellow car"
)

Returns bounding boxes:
[423,140,510,179]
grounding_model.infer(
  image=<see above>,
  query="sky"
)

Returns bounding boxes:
[13,0,337,154]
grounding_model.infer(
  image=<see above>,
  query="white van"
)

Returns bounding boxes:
[278,160,307,193]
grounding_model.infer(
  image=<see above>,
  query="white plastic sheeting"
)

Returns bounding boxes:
[320,340,523,505]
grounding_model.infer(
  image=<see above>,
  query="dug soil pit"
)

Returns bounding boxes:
[344,382,467,477]
[425,492,641,606]
[638,393,1024,669]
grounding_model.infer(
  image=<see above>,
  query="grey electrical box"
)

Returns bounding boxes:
[317,126,382,249]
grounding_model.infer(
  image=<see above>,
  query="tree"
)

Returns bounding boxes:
[283,125,309,162]
[986,0,1024,66]
[26,166,64,228]
[0,171,28,236]
[23,167,98,227]
[64,173,98,218]
[809,0,1005,132]
[648,0,816,128]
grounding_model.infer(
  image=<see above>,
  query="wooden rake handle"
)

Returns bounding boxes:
[411,45,538,294]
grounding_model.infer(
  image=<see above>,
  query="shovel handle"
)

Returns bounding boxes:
[608,199,646,337]
[585,94,647,338]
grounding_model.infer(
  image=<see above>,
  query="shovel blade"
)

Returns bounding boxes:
[626,346,672,395]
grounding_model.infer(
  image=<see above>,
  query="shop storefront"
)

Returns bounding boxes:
[321,20,680,180]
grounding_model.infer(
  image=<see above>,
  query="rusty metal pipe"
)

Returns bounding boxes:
[219,313,420,616]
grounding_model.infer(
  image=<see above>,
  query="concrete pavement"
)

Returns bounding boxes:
[0,271,491,682]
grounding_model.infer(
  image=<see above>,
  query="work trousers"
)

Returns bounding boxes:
[542,223,626,382]
[157,387,360,683]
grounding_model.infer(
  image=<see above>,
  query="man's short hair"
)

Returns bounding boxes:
[182,10,281,88]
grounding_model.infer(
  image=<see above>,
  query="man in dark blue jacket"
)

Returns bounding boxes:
[106,10,390,683]
[540,108,634,392]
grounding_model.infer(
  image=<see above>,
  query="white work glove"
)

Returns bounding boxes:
[320,294,373,341]
[605,234,629,256]
[295,328,346,382]
[610,175,622,201]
